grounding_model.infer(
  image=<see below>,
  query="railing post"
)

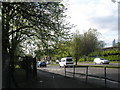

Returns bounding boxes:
[104,67,107,88]
[64,66,66,77]
[73,65,75,78]
[86,66,88,83]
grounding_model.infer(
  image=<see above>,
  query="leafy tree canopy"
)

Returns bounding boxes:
[70,28,105,65]
[2,2,72,57]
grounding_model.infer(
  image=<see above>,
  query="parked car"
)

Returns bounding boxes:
[59,57,74,67]
[40,61,47,67]
[46,60,52,64]
[37,61,40,67]
[56,60,60,64]
[94,58,110,64]
[37,61,47,67]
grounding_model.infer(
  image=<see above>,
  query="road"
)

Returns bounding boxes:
[37,64,120,88]
[21,66,104,88]
[77,63,120,66]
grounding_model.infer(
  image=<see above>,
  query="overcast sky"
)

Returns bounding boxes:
[63,0,118,47]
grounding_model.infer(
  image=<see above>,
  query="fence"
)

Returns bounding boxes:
[64,65,120,88]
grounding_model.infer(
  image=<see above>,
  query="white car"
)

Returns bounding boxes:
[94,58,110,64]
[46,60,52,64]
[56,60,60,64]
[37,61,40,67]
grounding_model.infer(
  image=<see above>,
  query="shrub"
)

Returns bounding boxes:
[78,58,85,62]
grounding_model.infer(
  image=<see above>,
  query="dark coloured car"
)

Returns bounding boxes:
[39,61,47,67]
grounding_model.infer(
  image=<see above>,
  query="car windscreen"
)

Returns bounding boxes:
[66,59,72,62]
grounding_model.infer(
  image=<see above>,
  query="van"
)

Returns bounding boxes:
[59,57,74,67]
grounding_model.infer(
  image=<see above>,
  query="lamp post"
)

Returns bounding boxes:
[111,0,120,50]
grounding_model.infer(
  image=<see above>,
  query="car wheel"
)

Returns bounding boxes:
[100,62,103,64]
[60,66,61,68]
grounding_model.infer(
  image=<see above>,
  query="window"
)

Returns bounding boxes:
[67,59,72,62]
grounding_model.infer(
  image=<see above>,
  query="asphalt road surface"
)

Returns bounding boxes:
[37,65,120,88]
[22,67,104,88]
[20,64,119,89]
[77,63,120,66]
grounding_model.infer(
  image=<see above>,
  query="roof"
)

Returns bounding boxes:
[102,46,118,50]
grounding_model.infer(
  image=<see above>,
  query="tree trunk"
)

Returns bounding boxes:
[9,49,19,88]
[75,57,78,65]
[2,50,11,88]
[33,58,37,78]
[2,3,11,87]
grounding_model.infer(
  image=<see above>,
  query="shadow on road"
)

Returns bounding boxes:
[19,69,118,89]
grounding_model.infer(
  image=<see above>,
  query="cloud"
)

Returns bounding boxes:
[64,0,118,47]
[89,15,118,31]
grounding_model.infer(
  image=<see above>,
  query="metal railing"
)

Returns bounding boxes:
[64,65,120,88]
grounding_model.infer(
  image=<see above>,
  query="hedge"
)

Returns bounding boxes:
[78,49,120,61]
[88,49,120,57]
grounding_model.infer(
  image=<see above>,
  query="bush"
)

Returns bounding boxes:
[15,65,20,69]
[87,49,120,61]
[78,57,94,62]
[88,49,120,56]
[78,58,85,62]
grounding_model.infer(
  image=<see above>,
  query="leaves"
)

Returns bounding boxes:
[2,2,71,57]
[71,28,104,59]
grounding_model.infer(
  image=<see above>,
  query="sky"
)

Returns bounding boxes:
[62,0,118,47]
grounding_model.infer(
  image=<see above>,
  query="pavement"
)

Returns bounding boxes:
[18,69,119,89]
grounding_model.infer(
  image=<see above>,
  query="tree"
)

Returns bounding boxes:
[2,2,71,88]
[71,29,105,65]
[71,30,82,65]
[80,28,104,55]
[54,40,72,60]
